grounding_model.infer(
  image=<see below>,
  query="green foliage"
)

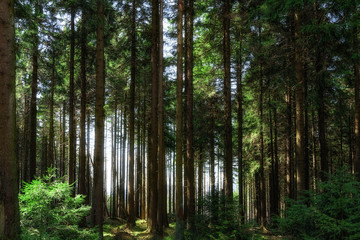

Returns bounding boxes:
[278,167,360,240]
[185,191,253,240]
[19,168,97,240]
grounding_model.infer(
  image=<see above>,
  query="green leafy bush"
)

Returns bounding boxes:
[19,169,97,239]
[279,167,360,240]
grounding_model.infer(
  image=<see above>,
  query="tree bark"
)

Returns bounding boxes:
[68,6,76,191]
[149,0,159,232]
[128,0,137,228]
[92,0,105,238]
[48,52,55,170]
[294,10,306,195]
[79,4,87,200]
[223,0,233,200]
[185,0,195,229]
[175,0,185,237]
[29,1,40,181]
[0,1,19,237]
[157,0,165,233]
[353,16,360,178]
[236,30,244,222]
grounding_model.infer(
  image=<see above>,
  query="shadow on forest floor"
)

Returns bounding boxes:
[103,218,175,240]
[103,218,286,240]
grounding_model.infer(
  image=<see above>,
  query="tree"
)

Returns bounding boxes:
[149,0,159,233]
[29,0,41,181]
[175,0,185,238]
[127,0,137,228]
[0,0,19,238]
[92,0,105,237]
[223,0,233,200]
[79,0,88,201]
[185,0,195,229]
[68,3,76,192]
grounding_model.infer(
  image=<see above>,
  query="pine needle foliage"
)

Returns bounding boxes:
[19,168,96,240]
[279,166,360,240]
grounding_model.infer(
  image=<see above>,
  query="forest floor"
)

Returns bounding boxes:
[102,218,286,240]
[103,218,174,240]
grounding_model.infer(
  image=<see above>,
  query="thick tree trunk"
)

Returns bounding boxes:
[0,1,19,238]
[175,0,185,237]
[92,0,105,238]
[294,10,306,195]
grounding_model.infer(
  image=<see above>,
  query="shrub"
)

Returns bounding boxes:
[19,168,97,239]
[185,191,251,240]
[278,167,360,240]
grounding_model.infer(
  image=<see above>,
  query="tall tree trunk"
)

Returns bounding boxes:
[223,0,233,200]
[236,30,244,222]
[0,1,19,237]
[61,101,66,178]
[185,0,195,229]
[29,1,40,181]
[259,61,266,226]
[209,101,216,223]
[41,135,48,176]
[304,66,310,190]
[128,0,137,228]
[157,0,165,233]
[149,0,159,232]
[86,110,91,205]
[48,53,55,169]
[121,104,127,217]
[141,92,146,219]
[353,15,360,177]
[294,10,306,195]
[273,105,279,215]
[136,87,142,218]
[286,81,294,200]
[175,0,185,237]
[198,151,203,215]
[112,106,117,218]
[79,5,87,200]
[311,110,317,190]
[92,0,105,237]
[314,3,328,180]
[68,6,76,191]
[23,96,30,182]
